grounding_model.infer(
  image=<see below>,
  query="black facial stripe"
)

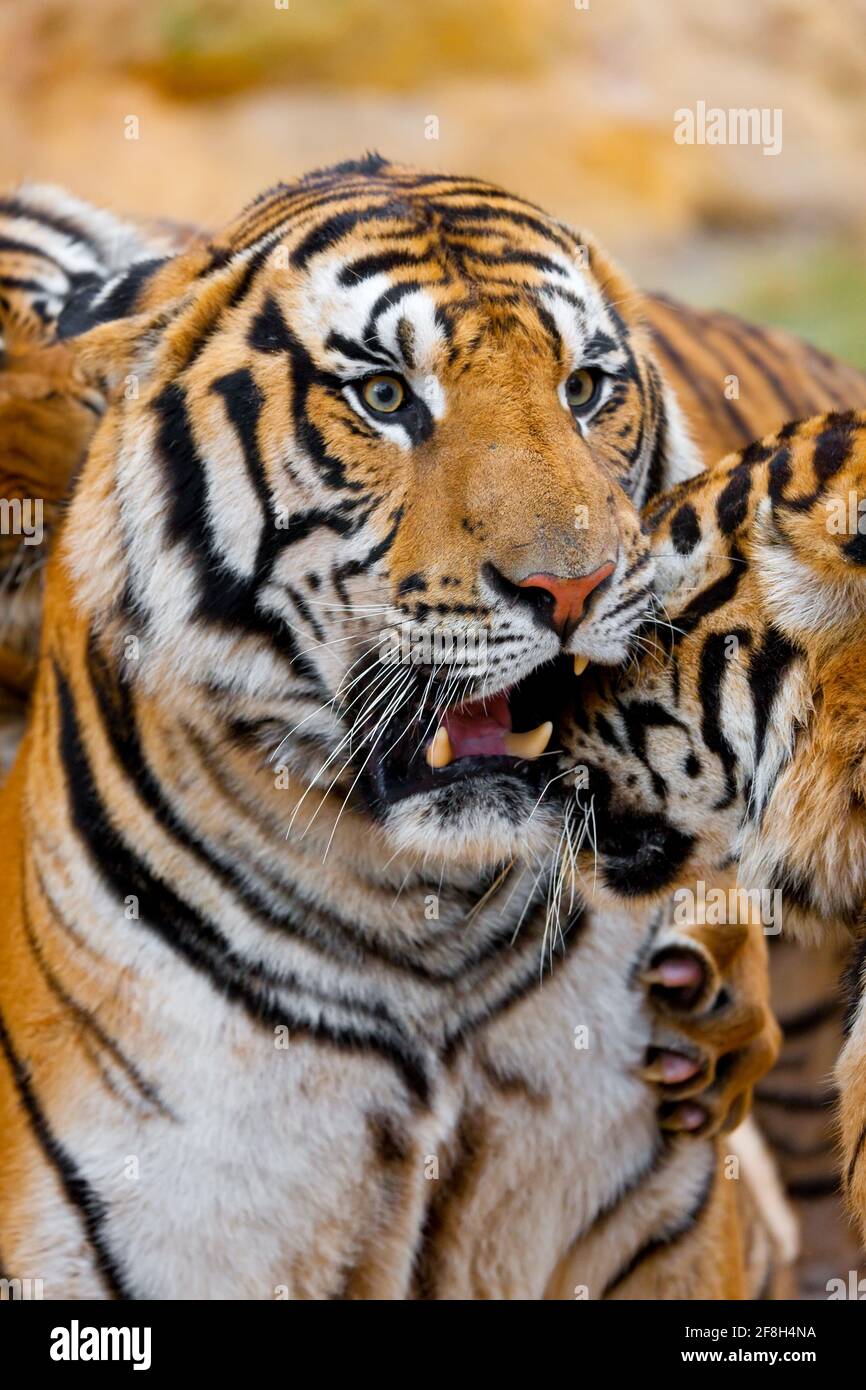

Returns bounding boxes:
[274,503,360,551]
[715,462,752,535]
[601,586,650,623]
[583,329,620,356]
[774,411,856,513]
[340,414,380,442]
[636,362,667,504]
[279,582,327,644]
[395,316,416,368]
[274,316,367,492]
[210,368,274,522]
[590,381,629,426]
[767,445,792,503]
[452,247,568,279]
[422,200,579,258]
[332,508,403,604]
[361,280,424,354]
[249,293,295,354]
[322,331,390,372]
[812,410,857,486]
[530,297,563,357]
[153,379,212,547]
[623,551,652,583]
[151,379,323,687]
[669,543,747,647]
[337,249,430,284]
[397,573,426,596]
[617,698,688,799]
[176,243,281,372]
[213,369,365,629]
[594,713,625,753]
[540,284,586,317]
[747,624,800,771]
[85,642,335,964]
[290,203,416,270]
[697,630,744,808]
[670,502,701,554]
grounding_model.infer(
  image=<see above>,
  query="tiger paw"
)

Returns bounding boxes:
[638,925,780,1139]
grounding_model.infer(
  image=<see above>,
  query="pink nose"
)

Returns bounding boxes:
[517,562,615,636]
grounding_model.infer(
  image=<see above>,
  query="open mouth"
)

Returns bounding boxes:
[361,653,583,808]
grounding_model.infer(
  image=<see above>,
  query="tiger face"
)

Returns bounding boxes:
[61,158,697,869]
[559,410,866,938]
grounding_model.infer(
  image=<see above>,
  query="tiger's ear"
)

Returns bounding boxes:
[56,238,215,396]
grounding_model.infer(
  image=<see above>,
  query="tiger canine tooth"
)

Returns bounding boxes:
[426,727,454,769]
[503,721,553,759]
[573,655,589,677]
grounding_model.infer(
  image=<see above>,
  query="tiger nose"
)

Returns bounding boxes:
[516,562,615,637]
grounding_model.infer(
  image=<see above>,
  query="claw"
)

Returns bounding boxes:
[660,1101,707,1133]
[642,1051,703,1085]
[643,955,705,990]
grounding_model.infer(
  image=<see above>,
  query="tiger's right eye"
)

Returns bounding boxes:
[362,374,406,414]
[565,368,602,414]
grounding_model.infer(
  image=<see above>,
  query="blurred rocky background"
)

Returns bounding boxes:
[1,0,864,364]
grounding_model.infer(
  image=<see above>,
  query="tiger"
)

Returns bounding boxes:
[0,184,191,773]
[0,156,798,1300]
[558,407,866,1258]
[2,169,865,1296]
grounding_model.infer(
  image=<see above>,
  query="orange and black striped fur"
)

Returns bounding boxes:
[560,409,866,1259]
[0,159,796,1299]
[0,186,191,774]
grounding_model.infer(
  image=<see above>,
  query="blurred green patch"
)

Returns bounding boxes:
[145,0,558,96]
[732,246,866,371]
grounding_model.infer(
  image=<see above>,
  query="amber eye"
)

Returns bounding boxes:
[565,368,602,413]
[361,374,406,414]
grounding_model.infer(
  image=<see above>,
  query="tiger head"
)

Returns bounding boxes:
[559,410,866,940]
[58,158,698,870]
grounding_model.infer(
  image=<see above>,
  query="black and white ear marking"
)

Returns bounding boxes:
[57,256,169,340]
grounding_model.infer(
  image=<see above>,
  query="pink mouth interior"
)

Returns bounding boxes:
[442,691,511,759]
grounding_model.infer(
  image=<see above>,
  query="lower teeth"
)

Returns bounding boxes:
[425,719,553,769]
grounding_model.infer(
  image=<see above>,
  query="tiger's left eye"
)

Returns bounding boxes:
[362,374,406,414]
[565,368,602,414]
